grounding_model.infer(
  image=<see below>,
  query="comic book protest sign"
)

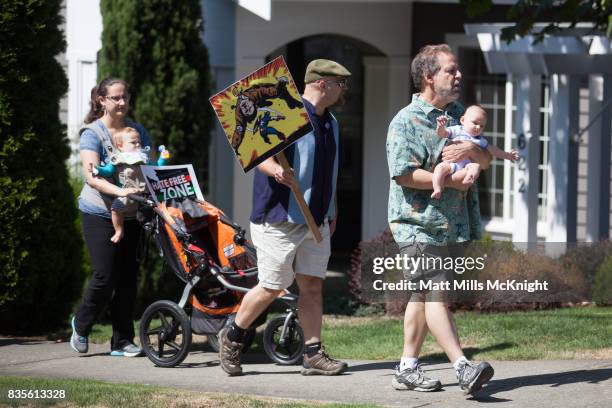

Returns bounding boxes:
[209,56,322,242]
[209,56,312,172]
[141,164,204,204]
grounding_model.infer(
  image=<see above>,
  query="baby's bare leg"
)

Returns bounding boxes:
[462,163,481,185]
[110,210,124,243]
[431,162,453,199]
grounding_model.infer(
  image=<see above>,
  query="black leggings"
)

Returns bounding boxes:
[75,212,141,350]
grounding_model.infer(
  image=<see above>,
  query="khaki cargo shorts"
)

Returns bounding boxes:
[250,220,331,290]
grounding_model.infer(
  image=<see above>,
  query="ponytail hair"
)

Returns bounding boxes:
[84,77,129,124]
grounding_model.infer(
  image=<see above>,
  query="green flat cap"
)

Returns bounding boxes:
[304,59,352,83]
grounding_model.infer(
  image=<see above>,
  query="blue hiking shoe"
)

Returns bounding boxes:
[70,316,88,353]
[110,343,143,357]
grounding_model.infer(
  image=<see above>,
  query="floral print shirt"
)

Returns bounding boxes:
[386,94,482,246]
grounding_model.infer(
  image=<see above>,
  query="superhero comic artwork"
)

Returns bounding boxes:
[209,56,313,172]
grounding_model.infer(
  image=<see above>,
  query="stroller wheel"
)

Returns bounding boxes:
[207,328,255,353]
[263,315,304,365]
[140,300,192,367]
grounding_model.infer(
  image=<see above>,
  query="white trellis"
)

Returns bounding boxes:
[466,24,612,248]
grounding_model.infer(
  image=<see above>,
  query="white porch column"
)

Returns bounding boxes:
[231,56,266,232]
[546,74,580,247]
[512,75,541,246]
[502,75,514,221]
[208,66,236,213]
[361,56,410,240]
[387,57,412,116]
[586,75,612,242]
[66,0,102,175]
[203,0,236,213]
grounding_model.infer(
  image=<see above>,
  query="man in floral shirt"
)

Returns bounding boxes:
[386,44,494,395]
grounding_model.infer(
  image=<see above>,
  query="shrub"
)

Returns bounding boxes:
[96,0,215,314]
[98,0,214,187]
[349,230,598,315]
[593,255,612,306]
[134,246,183,315]
[472,249,588,311]
[560,241,612,287]
[0,0,85,332]
[348,228,398,315]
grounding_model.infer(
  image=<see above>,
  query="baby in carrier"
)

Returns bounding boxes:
[95,127,169,242]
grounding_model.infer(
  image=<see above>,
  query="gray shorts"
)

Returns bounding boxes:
[400,243,465,302]
[250,221,331,290]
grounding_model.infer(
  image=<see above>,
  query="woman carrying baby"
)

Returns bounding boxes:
[70,77,154,357]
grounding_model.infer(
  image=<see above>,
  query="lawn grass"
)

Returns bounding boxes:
[0,376,380,408]
[321,306,612,361]
[53,306,612,361]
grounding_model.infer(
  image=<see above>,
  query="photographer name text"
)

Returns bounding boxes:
[373,279,549,293]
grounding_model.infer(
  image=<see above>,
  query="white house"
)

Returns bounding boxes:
[63,0,612,259]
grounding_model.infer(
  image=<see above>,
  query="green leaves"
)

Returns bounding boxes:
[0,0,84,332]
[98,0,213,187]
[98,0,214,311]
[463,0,612,44]
[460,0,493,18]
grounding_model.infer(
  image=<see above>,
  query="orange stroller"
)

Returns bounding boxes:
[133,194,304,367]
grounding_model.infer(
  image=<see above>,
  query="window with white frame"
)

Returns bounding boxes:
[537,78,551,222]
[459,47,508,218]
[458,47,550,223]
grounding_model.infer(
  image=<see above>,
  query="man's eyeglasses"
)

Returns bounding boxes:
[106,94,130,103]
[325,78,348,90]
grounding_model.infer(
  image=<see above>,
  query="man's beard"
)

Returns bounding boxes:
[330,93,346,108]
[435,84,460,101]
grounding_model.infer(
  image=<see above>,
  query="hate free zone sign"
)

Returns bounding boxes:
[141,164,204,204]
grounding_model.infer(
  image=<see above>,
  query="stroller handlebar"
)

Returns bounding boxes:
[128,193,155,207]
[209,265,250,293]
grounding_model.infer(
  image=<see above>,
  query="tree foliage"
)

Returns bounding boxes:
[97,0,214,313]
[0,0,84,331]
[98,0,214,183]
[461,0,612,43]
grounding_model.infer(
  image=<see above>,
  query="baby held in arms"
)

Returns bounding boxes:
[431,105,518,199]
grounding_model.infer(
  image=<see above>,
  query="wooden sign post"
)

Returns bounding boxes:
[276,151,322,242]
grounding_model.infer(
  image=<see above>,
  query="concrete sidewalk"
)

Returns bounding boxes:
[1,338,611,407]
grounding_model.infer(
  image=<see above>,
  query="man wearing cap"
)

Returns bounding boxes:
[219,59,351,376]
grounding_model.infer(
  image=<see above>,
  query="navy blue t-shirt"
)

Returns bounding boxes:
[250,99,340,226]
